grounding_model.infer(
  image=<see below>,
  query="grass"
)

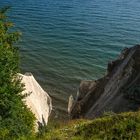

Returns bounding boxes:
[18,111,140,140]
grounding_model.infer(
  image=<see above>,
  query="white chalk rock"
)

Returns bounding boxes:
[19,73,52,129]
[68,95,74,114]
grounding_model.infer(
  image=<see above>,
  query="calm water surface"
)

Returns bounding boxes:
[1,0,140,118]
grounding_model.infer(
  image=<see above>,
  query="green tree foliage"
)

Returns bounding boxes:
[0,7,35,139]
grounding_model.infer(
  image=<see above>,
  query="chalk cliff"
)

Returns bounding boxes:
[19,73,52,129]
[69,45,140,119]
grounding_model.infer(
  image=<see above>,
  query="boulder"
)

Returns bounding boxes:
[19,73,52,130]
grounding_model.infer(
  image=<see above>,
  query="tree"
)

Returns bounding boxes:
[0,7,35,139]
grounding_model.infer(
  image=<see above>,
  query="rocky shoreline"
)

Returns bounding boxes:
[20,45,140,130]
[69,45,140,119]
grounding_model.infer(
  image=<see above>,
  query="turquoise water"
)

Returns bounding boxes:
[1,0,140,117]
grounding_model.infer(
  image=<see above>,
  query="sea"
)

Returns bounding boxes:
[1,0,140,118]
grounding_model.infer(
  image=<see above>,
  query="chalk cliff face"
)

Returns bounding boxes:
[19,73,52,129]
[69,45,140,119]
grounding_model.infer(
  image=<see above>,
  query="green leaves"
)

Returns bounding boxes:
[0,6,21,48]
[0,6,10,20]
[0,6,11,15]
[0,7,35,139]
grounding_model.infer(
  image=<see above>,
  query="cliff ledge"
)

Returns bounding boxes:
[69,45,140,119]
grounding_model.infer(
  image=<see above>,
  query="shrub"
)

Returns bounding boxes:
[0,6,35,139]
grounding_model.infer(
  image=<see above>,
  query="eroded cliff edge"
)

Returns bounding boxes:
[69,45,140,119]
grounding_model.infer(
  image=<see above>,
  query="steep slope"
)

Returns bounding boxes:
[23,111,140,140]
[69,45,140,119]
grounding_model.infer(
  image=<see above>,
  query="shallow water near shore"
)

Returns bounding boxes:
[1,0,140,118]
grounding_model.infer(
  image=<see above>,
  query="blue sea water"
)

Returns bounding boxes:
[1,0,140,117]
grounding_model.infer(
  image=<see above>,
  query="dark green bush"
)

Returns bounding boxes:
[0,7,35,139]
